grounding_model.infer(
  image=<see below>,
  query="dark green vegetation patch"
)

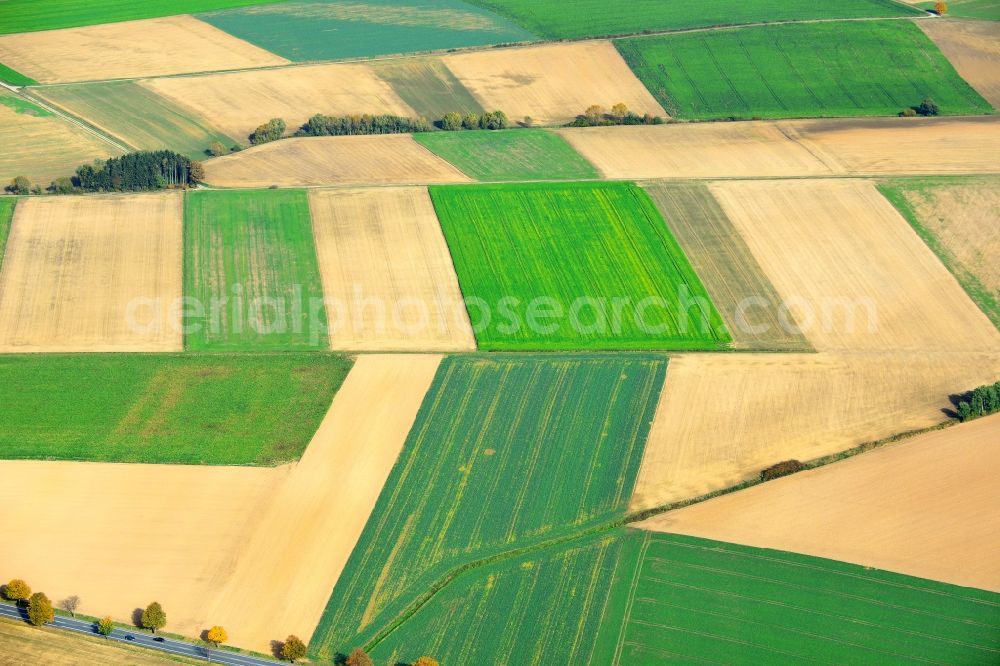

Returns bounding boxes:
[36,82,236,161]
[312,354,667,659]
[431,182,730,350]
[372,58,484,121]
[414,129,599,181]
[184,189,329,351]
[0,353,352,465]
[0,199,15,270]
[643,182,811,351]
[0,63,37,86]
[616,21,993,120]
[0,0,288,34]
[465,0,921,39]
[198,0,536,62]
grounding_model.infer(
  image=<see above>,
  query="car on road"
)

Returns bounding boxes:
[153,637,165,642]
[124,635,135,641]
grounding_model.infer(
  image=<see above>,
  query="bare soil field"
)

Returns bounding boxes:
[443,41,666,126]
[558,123,835,179]
[630,352,1000,512]
[919,18,1000,108]
[309,188,475,351]
[0,193,183,352]
[202,135,470,188]
[0,460,287,639]
[0,617,199,665]
[709,179,1000,352]
[0,15,287,84]
[641,413,1000,592]
[0,91,120,186]
[142,62,414,142]
[202,354,443,651]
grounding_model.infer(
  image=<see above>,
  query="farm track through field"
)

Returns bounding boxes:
[0,82,128,152]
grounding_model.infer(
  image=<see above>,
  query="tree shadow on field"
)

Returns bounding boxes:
[131,607,144,629]
[943,391,973,419]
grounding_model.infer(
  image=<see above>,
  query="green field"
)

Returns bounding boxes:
[0,198,15,269]
[184,189,328,351]
[0,353,352,465]
[465,0,921,39]
[643,182,811,351]
[311,354,667,659]
[604,531,1000,664]
[615,21,993,120]
[198,0,536,62]
[0,94,51,117]
[0,63,36,86]
[372,57,484,121]
[36,82,236,160]
[0,0,288,34]
[414,129,599,181]
[879,177,1000,329]
[430,182,730,350]
[917,0,1000,19]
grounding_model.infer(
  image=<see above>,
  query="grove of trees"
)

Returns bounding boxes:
[249,118,286,145]
[74,151,203,192]
[957,380,1000,422]
[570,102,665,127]
[296,113,432,137]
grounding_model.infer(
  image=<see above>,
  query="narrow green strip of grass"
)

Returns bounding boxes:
[0,198,15,270]
[0,63,36,86]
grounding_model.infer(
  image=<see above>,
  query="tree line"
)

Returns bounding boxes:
[568,102,666,127]
[957,380,1000,422]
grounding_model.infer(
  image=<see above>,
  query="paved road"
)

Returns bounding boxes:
[0,601,283,665]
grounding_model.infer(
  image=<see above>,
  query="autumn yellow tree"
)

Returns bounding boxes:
[412,658,440,666]
[27,592,54,626]
[282,635,307,662]
[206,625,228,648]
[346,648,374,666]
[611,102,630,118]
[141,601,166,634]
[97,616,115,637]
[585,104,605,124]
[935,1,948,14]
[3,579,30,604]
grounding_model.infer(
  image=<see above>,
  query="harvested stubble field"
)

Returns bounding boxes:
[442,41,667,126]
[630,352,1000,511]
[616,21,992,120]
[0,90,121,186]
[602,531,1000,664]
[0,617,200,665]
[312,354,667,659]
[202,135,470,187]
[184,189,328,351]
[0,15,287,84]
[413,129,599,181]
[142,62,414,144]
[308,187,475,352]
[371,57,484,121]
[198,0,536,62]
[0,193,183,353]
[642,182,811,351]
[431,182,730,350]
[35,81,237,160]
[644,414,1000,592]
[558,123,835,180]
[202,354,443,651]
[919,18,1000,109]
[879,176,1000,329]
[710,179,1000,351]
[0,353,352,464]
[0,0,288,34]
[465,0,921,39]
[0,457,287,640]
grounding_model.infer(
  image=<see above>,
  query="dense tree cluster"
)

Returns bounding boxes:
[440,110,509,131]
[568,103,665,127]
[760,459,805,481]
[900,97,940,117]
[249,117,286,145]
[295,113,432,137]
[957,380,1000,422]
[74,151,202,192]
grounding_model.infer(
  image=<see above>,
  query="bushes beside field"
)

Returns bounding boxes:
[957,380,1000,422]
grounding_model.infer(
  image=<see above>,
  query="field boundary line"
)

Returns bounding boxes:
[5,84,132,153]
[612,531,649,665]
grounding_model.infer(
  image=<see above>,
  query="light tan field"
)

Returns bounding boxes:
[0,15,287,84]
[0,461,287,640]
[709,179,1000,352]
[203,354,442,651]
[202,135,470,188]
[0,193,183,353]
[309,188,476,351]
[0,617,200,665]
[443,41,667,126]
[142,62,415,142]
[558,122,835,179]
[641,413,1000,592]
[0,93,121,186]
[919,19,1000,107]
[630,352,1000,512]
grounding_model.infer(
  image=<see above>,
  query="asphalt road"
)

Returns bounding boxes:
[0,601,283,665]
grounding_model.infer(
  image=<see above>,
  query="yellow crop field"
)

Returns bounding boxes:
[920,18,1000,108]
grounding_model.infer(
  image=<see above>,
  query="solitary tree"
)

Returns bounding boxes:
[189,160,206,183]
[611,102,630,119]
[585,104,605,124]
[412,658,440,666]
[60,595,80,617]
[935,1,948,14]
[461,112,480,130]
[916,98,940,116]
[281,634,307,662]
[6,176,31,195]
[208,141,227,157]
[346,648,374,666]
[3,579,31,604]
[141,601,167,634]
[206,625,228,649]
[97,616,115,637]
[27,592,54,626]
